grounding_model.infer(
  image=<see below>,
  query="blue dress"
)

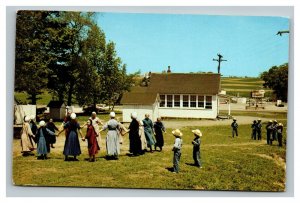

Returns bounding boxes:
[36,127,55,155]
[63,121,81,156]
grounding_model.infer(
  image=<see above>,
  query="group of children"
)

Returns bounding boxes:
[231,118,284,147]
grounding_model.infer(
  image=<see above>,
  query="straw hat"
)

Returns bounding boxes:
[24,116,30,122]
[30,115,35,120]
[273,120,278,123]
[172,129,183,137]
[269,120,273,123]
[233,118,237,121]
[257,119,261,121]
[131,112,137,119]
[70,113,76,119]
[39,120,46,127]
[192,129,202,137]
[278,123,283,126]
[110,112,116,118]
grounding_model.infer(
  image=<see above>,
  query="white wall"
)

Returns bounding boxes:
[122,95,218,121]
[122,105,152,122]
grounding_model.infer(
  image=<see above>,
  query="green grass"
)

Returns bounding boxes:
[12,117,287,191]
[14,90,52,105]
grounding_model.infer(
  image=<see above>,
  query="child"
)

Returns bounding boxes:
[191,129,202,168]
[256,119,262,140]
[251,120,257,140]
[231,118,238,138]
[277,123,284,147]
[172,129,183,173]
[154,117,166,151]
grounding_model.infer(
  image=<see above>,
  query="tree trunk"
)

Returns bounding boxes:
[67,81,74,106]
[31,93,37,105]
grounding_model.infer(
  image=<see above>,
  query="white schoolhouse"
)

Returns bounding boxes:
[121,73,221,122]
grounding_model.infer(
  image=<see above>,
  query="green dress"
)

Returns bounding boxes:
[142,118,156,147]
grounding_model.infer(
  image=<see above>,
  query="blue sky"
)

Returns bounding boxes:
[96,12,289,77]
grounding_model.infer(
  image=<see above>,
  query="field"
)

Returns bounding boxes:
[221,77,272,98]
[12,113,287,191]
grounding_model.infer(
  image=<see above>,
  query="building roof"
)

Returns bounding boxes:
[147,73,220,94]
[47,100,65,108]
[121,73,220,105]
[121,92,158,105]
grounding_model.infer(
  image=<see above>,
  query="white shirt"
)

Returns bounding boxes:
[173,137,182,150]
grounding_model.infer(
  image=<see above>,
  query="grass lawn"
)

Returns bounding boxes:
[12,114,287,191]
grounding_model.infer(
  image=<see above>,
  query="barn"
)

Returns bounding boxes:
[121,73,221,122]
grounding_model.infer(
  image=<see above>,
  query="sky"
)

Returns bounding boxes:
[96,12,289,77]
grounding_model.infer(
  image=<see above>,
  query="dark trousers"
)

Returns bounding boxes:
[173,149,181,173]
[193,149,201,167]
[278,133,283,147]
[257,130,262,140]
[232,129,238,137]
[267,132,271,145]
[252,131,257,140]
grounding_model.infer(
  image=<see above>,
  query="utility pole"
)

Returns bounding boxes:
[276,30,289,36]
[213,53,227,74]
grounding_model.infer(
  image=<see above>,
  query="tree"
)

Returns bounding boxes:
[46,11,96,106]
[15,11,53,104]
[99,42,138,110]
[260,63,288,102]
[74,23,106,108]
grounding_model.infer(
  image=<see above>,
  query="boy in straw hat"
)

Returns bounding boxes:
[192,129,202,168]
[172,129,183,173]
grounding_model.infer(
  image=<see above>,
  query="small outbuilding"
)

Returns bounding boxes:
[47,101,66,120]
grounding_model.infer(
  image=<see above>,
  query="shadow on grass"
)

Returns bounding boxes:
[165,167,174,172]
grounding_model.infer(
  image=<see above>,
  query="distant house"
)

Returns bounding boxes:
[47,101,66,120]
[121,73,221,122]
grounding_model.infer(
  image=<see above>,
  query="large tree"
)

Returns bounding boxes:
[74,23,106,108]
[99,42,138,110]
[15,11,54,104]
[260,63,288,102]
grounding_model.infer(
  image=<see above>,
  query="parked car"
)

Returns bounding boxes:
[83,104,106,114]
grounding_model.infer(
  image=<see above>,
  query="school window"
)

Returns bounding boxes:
[174,95,180,107]
[167,95,173,107]
[206,96,212,109]
[159,95,165,107]
[183,95,189,107]
[198,95,204,108]
[190,95,197,108]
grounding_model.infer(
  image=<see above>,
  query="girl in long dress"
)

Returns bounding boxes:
[84,119,100,162]
[36,120,56,160]
[139,120,147,153]
[58,113,84,161]
[153,117,165,151]
[20,116,35,156]
[128,112,142,156]
[101,112,120,160]
[143,114,156,153]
